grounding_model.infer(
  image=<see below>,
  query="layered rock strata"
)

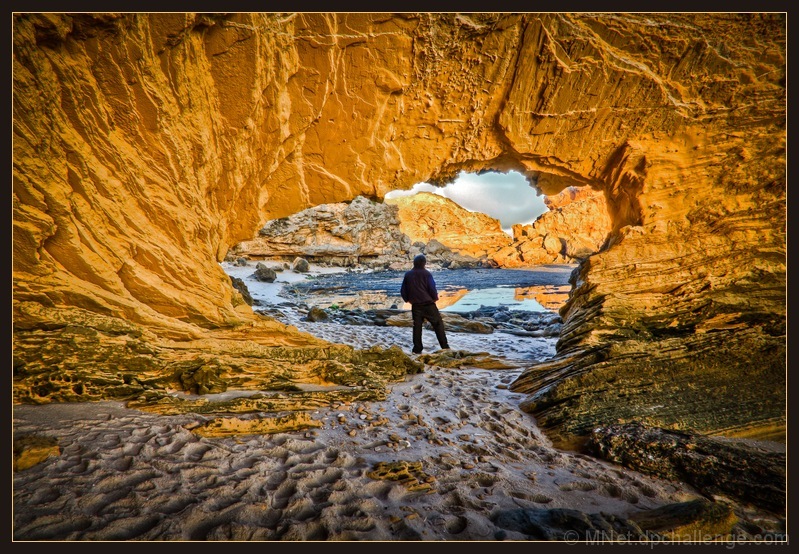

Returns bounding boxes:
[234,188,608,270]
[13,14,785,447]
[232,193,511,269]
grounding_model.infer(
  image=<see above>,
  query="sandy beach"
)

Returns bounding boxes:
[12,263,785,542]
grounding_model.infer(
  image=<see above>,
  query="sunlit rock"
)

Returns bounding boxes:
[13,435,61,471]
[190,412,323,437]
[496,187,612,266]
[234,196,412,267]
[386,192,513,258]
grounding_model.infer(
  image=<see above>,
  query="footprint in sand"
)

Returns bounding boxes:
[460,443,491,456]
[228,456,260,472]
[623,490,640,504]
[152,494,196,515]
[309,486,332,504]
[322,448,340,464]
[264,469,288,491]
[27,486,61,505]
[362,480,393,500]
[183,442,212,462]
[475,474,499,487]
[632,480,658,497]
[309,467,344,487]
[55,458,90,474]
[508,490,550,503]
[558,480,597,492]
[109,456,134,472]
[74,489,128,516]
[446,515,468,534]
[284,497,320,522]
[602,482,624,498]
[271,480,298,509]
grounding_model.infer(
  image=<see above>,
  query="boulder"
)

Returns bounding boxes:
[291,257,310,273]
[252,262,277,282]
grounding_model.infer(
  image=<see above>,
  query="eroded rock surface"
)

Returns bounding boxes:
[494,186,612,266]
[13,14,785,446]
[586,424,786,515]
[233,193,511,269]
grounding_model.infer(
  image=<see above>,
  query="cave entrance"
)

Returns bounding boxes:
[223,167,611,314]
[384,170,548,237]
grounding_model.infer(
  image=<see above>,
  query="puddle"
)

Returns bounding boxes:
[440,286,548,312]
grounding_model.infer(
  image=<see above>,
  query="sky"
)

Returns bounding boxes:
[384,170,548,235]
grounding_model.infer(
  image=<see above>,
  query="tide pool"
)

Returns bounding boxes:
[440,286,548,312]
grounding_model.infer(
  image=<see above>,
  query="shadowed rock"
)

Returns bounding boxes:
[585,423,786,515]
[628,499,739,541]
[229,276,255,306]
[386,311,494,334]
[491,498,762,542]
[252,262,277,282]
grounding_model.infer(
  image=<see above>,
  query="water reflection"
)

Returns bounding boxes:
[439,286,547,312]
[513,285,571,311]
[306,284,571,313]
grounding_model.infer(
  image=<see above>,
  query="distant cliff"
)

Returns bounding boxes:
[234,188,611,268]
[385,192,513,258]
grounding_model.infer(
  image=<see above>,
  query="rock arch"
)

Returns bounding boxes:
[13,13,785,443]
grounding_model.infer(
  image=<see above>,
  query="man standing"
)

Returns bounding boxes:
[400,254,450,354]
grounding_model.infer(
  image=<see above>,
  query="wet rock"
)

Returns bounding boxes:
[306,306,329,322]
[386,312,494,334]
[585,423,786,514]
[418,350,518,370]
[491,507,646,541]
[230,276,255,306]
[628,498,739,540]
[252,262,277,282]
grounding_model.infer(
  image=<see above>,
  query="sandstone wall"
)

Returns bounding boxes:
[13,13,785,442]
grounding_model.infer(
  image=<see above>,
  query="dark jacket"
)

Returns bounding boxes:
[400,267,439,305]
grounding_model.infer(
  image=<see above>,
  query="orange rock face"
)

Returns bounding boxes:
[13,13,786,442]
[494,186,612,266]
[386,192,513,258]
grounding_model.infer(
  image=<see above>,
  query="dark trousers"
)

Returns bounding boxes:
[411,303,449,353]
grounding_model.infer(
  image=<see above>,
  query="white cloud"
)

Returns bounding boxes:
[385,170,548,234]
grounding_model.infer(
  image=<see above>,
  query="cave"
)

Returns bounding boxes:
[13,13,785,448]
